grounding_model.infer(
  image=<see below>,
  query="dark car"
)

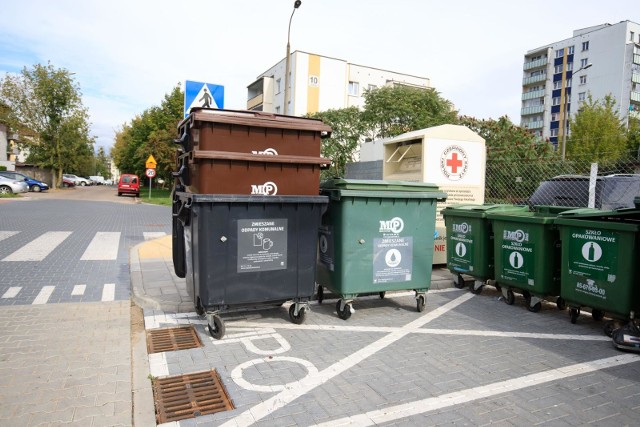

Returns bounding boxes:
[527,174,640,210]
[0,171,49,192]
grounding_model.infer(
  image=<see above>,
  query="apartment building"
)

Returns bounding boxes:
[247,51,430,115]
[521,20,640,148]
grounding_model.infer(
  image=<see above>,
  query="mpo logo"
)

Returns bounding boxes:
[251,148,278,155]
[452,222,471,234]
[503,229,529,243]
[379,217,404,234]
[251,181,278,195]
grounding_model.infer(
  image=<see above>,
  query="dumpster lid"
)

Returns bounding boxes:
[442,204,529,218]
[485,205,576,223]
[179,108,332,137]
[176,192,329,205]
[556,205,640,220]
[320,178,441,192]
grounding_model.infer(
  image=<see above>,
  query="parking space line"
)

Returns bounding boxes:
[101,283,115,301]
[80,232,121,260]
[316,354,640,427]
[0,231,19,243]
[221,292,476,427]
[71,285,86,296]
[2,231,71,261]
[2,287,21,298]
[32,286,55,305]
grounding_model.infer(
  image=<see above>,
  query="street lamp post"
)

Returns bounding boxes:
[284,0,302,116]
[561,63,592,160]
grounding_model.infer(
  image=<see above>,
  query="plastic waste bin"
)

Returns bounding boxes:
[316,179,447,319]
[442,204,529,294]
[555,206,640,334]
[486,206,573,312]
[177,192,328,339]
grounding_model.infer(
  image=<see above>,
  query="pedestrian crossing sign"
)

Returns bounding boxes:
[184,80,225,118]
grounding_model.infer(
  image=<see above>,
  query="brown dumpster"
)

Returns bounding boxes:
[175,150,330,195]
[176,108,331,156]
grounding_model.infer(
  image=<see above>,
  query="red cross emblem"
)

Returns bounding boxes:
[446,152,463,173]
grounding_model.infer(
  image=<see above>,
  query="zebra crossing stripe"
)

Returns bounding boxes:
[2,232,72,261]
[143,232,166,240]
[32,286,55,305]
[72,285,86,296]
[0,231,19,243]
[101,283,115,301]
[2,287,21,298]
[80,232,121,260]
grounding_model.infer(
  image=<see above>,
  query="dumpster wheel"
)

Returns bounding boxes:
[469,281,484,295]
[556,297,567,311]
[379,292,386,299]
[454,273,466,289]
[527,302,542,313]
[416,294,426,312]
[570,308,580,324]
[592,309,605,322]
[504,289,515,305]
[207,315,225,340]
[336,300,352,320]
[289,304,307,325]
[317,285,324,304]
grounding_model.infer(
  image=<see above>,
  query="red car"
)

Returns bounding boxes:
[118,174,140,197]
[62,178,76,188]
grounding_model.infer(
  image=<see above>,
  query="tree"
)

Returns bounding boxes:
[111,85,183,181]
[567,94,627,164]
[0,62,93,188]
[94,147,111,179]
[361,85,458,140]
[306,107,366,179]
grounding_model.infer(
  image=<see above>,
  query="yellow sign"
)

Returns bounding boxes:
[145,155,157,169]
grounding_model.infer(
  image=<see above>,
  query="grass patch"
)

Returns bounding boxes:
[0,193,19,199]
[141,187,172,206]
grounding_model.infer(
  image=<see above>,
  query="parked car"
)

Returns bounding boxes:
[62,177,76,188]
[527,174,640,210]
[0,175,29,195]
[0,171,49,192]
[117,174,140,197]
[89,175,106,185]
[63,174,92,186]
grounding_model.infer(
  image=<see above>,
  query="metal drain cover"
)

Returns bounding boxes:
[147,325,202,354]
[153,370,234,423]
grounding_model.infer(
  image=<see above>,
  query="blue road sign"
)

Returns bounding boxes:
[184,80,224,117]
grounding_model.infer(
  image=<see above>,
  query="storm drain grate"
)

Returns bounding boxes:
[153,370,235,423]
[147,325,202,354]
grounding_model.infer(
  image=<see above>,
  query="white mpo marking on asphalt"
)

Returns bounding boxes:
[2,231,71,261]
[221,292,476,427]
[231,357,319,392]
[71,285,86,296]
[2,287,21,298]
[143,232,166,240]
[80,232,121,260]
[0,231,19,243]
[316,354,640,426]
[32,286,55,305]
[101,283,115,301]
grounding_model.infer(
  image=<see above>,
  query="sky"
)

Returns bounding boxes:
[1,0,638,154]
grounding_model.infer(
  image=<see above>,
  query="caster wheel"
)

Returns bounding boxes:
[454,273,466,289]
[522,290,531,305]
[317,286,324,304]
[495,284,502,292]
[570,308,580,324]
[207,315,225,340]
[379,291,386,299]
[289,305,307,325]
[556,297,566,311]
[528,302,542,313]
[592,309,604,321]
[469,284,484,295]
[505,289,515,305]
[336,300,352,320]
[416,295,426,312]
[603,321,618,337]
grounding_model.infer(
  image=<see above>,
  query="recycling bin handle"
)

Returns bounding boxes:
[172,165,185,178]
[173,129,189,150]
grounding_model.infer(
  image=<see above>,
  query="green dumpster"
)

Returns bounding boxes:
[316,179,447,320]
[555,206,640,333]
[442,204,529,294]
[486,206,573,312]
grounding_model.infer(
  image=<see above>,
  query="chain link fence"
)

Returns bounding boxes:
[485,149,640,208]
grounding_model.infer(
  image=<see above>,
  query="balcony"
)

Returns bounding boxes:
[247,93,264,110]
[523,74,547,85]
[521,105,545,115]
[635,54,640,65]
[632,91,640,103]
[522,89,545,100]
[633,72,640,84]
[523,57,548,71]
[524,120,544,129]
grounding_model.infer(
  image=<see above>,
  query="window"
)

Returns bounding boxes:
[565,79,572,88]
[551,128,559,137]
[582,41,589,51]
[555,49,564,58]
[551,112,559,121]
[348,81,359,96]
[553,81,562,89]
[631,31,635,42]
[580,75,587,85]
[552,97,561,106]
[567,62,573,71]
[580,58,589,68]
[578,92,586,102]
[554,65,563,74]
[276,78,281,93]
[568,46,575,54]
[367,84,377,91]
